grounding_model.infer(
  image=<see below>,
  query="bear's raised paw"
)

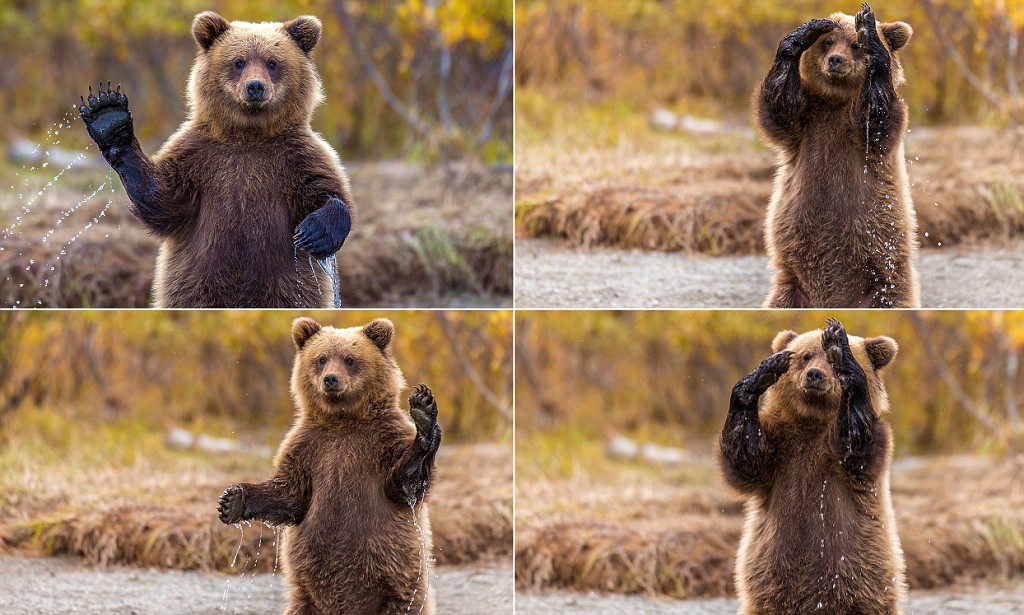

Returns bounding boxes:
[79,82,134,151]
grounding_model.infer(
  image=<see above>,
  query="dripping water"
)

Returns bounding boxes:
[316,254,343,308]
[405,500,429,615]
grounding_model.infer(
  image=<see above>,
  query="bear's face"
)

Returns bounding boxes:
[290,317,406,421]
[799,12,912,101]
[766,327,897,421]
[188,12,325,133]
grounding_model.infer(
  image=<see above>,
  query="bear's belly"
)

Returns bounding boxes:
[738,461,901,614]
[285,470,428,612]
[153,195,330,309]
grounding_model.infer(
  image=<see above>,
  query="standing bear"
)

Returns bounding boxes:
[79,12,353,308]
[756,4,920,308]
[719,318,906,614]
[218,317,441,615]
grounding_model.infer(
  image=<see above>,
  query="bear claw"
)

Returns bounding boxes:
[217,484,245,525]
[79,81,133,150]
[822,318,851,385]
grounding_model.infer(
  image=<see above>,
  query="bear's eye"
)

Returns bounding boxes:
[344,357,355,367]
[823,39,833,47]
[318,356,327,366]
[852,42,862,51]
[803,353,812,362]
[267,59,278,70]
[234,59,245,70]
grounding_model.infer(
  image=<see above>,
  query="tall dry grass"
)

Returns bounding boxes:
[516,121,1024,255]
[515,454,1024,598]
[0,161,512,308]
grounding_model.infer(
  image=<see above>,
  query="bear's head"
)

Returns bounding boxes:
[799,12,912,101]
[290,317,407,422]
[188,12,325,135]
[764,326,897,421]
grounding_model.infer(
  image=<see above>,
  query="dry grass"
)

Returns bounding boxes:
[515,451,1024,598]
[516,123,1024,255]
[0,160,511,308]
[0,443,511,572]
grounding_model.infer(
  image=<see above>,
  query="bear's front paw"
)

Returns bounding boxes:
[733,350,793,407]
[781,18,839,58]
[822,317,852,386]
[855,3,876,45]
[294,197,352,259]
[409,384,441,451]
[79,82,134,151]
[217,485,246,525]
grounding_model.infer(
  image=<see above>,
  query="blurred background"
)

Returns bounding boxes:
[0,310,512,610]
[0,0,513,308]
[515,0,1024,307]
[516,310,1024,606]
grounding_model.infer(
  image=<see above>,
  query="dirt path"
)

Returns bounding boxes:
[516,583,1024,615]
[0,556,512,615]
[515,239,1024,308]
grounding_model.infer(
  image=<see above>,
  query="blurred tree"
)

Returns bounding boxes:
[0,0,512,162]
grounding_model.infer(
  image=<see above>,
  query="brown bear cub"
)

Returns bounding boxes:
[756,4,920,308]
[719,318,906,615]
[217,318,440,615]
[79,12,353,308]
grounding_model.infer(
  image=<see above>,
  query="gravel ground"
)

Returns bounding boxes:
[0,556,512,615]
[516,583,1024,615]
[514,238,1024,308]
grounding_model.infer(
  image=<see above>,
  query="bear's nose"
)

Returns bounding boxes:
[827,55,846,70]
[323,374,340,391]
[246,80,266,100]
[804,368,825,387]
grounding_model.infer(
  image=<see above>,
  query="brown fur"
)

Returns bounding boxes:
[757,9,919,308]
[722,326,906,614]
[147,13,353,307]
[228,318,435,614]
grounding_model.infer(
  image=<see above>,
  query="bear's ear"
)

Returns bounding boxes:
[880,21,912,52]
[771,330,798,352]
[292,317,322,350]
[363,318,394,352]
[283,15,322,55]
[193,11,231,51]
[864,336,898,370]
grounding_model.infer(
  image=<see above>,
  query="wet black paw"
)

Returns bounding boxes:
[733,350,793,407]
[217,484,245,524]
[79,82,133,151]
[822,318,851,386]
[409,384,441,449]
[855,3,876,46]
[781,18,839,58]
[294,197,352,259]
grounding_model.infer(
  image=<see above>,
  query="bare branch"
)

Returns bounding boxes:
[330,0,435,140]
[433,312,512,421]
[477,40,514,146]
[920,0,1007,113]
[907,312,1003,436]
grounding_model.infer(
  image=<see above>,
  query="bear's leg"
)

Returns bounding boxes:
[217,480,307,526]
[386,384,442,506]
[763,269,809,308]
[822,318,888,483]
[755,18,839,148]
[719,350,792,495]
[854,4,907,157]
[78,83,192,236]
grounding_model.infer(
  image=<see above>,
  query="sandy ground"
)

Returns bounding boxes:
[0,556,512,615]
[514,238,1024,308]
[516,583,1024,615]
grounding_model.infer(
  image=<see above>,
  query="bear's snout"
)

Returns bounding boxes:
[801,367,829,392]
[246,80,267,102]
[826,54,850,75]
[323,373,341,392]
